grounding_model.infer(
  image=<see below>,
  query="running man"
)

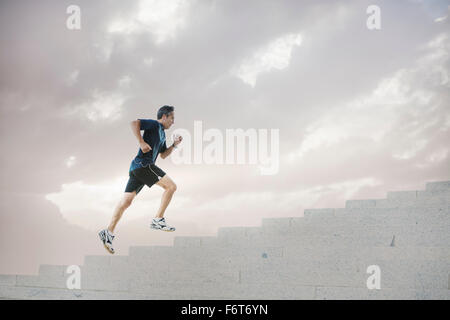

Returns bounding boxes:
[99,105,182,254]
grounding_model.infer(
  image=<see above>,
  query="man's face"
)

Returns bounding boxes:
[162,112,175,129]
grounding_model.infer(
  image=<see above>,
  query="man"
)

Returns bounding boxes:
[98,105,182,254]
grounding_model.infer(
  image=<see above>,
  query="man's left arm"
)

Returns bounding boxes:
[160,135,183,159]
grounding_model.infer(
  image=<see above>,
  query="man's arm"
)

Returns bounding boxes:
[160,144,175,159]
[160,135,182,159]
[130,120,151,153]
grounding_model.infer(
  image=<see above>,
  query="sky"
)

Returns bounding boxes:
[0,0,449,274]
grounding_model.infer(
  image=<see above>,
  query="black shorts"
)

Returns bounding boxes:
[125,164,166,194]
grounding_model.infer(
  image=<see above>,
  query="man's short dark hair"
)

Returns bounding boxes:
[157,105,175,119]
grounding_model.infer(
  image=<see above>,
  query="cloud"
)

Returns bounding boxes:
[118,75,132,88]
[415,147,449,168]
[61,89,128,122]
[290,33,449,163]
[92,39,114,63]
[231,33,302,87]
[65,70,79,87]
[65,156,77,168]
[107,0,193,45]
[180,176,383,226]
[45,178,192,231]
[0,193,106,274]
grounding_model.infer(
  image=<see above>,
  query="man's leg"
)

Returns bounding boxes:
[155,175,177,218]
[107,191,137,233]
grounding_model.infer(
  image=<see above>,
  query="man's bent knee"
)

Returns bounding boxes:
[157,176,177,192]
[169,183,177,193]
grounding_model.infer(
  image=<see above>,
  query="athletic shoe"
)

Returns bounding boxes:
[150,217,176,232]
[98,229,115,254]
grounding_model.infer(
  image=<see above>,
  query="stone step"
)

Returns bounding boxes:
[387,189,450,199]
[315,287,450,300]
[14,263,128,293]
[217,226,261,239]
[260,224,449,239]
[172,236,217,247]
[282,246,450,262]
[129,245,450,262]
[299,206,449,220]
[426,181,450,192]
[78,264,133,292]
[130,253,449,275]
[0,285,178,300]
[1,283,448,300]
[261,212,448,235]
[129,245,283,260]
[125,281,316,299]
[70,263,239,292]
[77,247,450,282]
[83,255,111,268]
[216,220,449,242]
[346,193,450,208]
[130,283,450,300]
[0,275,16,287]
[104,275,450,299]
[66,252,449,291]
[260,208,450,235]
[108,257,449,290]
[127,266,240,293]
[107,244,449,264]
[387,190,418,200]
[193,231,450,248]
[15,265,67,289]
[238,259,449,290]
[25,256,129,293]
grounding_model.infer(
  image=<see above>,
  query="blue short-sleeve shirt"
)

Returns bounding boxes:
[129,119,168,172]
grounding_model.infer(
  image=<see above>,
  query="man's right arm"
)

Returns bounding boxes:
[130,120,151,153]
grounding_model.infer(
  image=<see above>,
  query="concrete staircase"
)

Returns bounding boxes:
[1,181,449,300]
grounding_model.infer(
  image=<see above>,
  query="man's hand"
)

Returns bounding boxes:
[173,134,183,147]
[140,141,152,153]
[160,135,182,159]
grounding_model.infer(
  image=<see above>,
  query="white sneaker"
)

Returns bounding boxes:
[150,217,176,232]
[98,229,115,254]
